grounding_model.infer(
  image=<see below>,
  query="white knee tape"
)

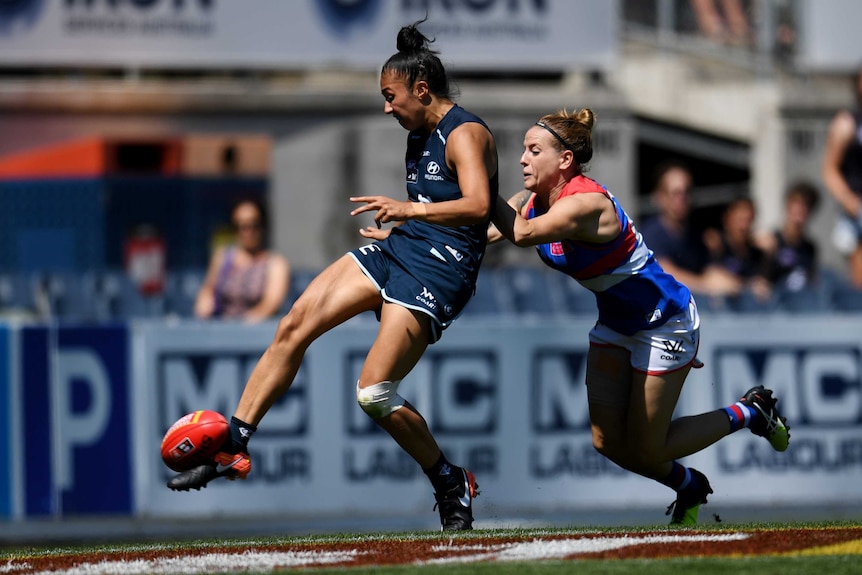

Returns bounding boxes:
[356,379,405,419]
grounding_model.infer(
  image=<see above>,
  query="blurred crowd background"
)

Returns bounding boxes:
[1,0,861,323]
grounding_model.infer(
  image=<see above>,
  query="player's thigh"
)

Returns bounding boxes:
[287,255,381,339]
[586,344,632,451]
[360,302,432,385]
[627,367,690,456]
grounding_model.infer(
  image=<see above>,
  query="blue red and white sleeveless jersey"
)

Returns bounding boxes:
[527,175,691,335]
[381,105,498,289]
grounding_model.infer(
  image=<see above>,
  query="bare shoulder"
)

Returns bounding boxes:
[828,109,856,138]
[449,121,495,148]
[754,229,777,253]
[209,244,228,266]
[557,190,611,214]
[447,121,497,172]
[268,251,290,270]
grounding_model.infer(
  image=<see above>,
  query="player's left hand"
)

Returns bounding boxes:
[350,196,411,228]
[358,226,390,240]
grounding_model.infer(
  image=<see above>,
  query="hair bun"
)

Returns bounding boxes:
[396,19,435,54]
[574,108,596,131]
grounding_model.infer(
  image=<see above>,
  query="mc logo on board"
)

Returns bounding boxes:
[531,348,590,433]
[714,346,862,426]
[344,350,498,436]
[158,352,308,437]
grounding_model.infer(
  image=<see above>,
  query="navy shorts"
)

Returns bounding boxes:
[349,242,474,343]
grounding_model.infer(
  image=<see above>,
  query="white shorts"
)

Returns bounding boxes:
[589,297,701,375]
[832,214,862,255]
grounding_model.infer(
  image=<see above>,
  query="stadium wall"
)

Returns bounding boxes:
[1,315,859,528]
[0,96,633,272]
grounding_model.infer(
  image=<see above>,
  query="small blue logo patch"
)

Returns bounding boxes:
[314,0,381,39]
[0,0,45,36]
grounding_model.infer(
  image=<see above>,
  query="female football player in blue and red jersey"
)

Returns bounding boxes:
[489,108,790,525]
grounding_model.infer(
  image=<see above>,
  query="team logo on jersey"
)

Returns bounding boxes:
[661,339,684,353]
[647,308,663,323]
[425,161,444,182]
[659,339,684,362]
[445,245,463,262]
[416,286,437,310]
[550,242,569,256]
[406,159,418,184]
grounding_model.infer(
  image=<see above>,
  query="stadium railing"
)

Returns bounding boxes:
[1,265,861,323]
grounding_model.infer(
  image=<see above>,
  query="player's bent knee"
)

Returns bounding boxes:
[593,439,618,463]
[356,380,405,420]
[631,445,663,469]
[591,429,615,455]
[593,436,631,468]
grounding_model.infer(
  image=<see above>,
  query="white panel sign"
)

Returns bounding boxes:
[686,314,862,504]
[133,313,862,522]
[797,0,862,71]
[0,0,616,71]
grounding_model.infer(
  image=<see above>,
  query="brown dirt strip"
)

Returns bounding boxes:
[4,526,861,572]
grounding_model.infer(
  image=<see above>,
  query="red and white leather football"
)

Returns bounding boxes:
[160,410,229,472]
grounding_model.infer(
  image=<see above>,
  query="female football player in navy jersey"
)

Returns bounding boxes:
[489,108,789,525]
[167,20,498,532]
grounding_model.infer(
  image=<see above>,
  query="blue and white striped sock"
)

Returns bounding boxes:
[723,401,758,432]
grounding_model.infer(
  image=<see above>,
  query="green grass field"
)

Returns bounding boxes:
[308,556,862,575]
[2,521,860,574]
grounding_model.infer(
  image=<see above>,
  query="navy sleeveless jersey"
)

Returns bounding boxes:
[380,105,498,288]
[840,109,862,196]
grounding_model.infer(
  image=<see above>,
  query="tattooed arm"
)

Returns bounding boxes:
[488,190,533,244]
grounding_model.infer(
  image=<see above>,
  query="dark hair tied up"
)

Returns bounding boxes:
[382,18,452,100]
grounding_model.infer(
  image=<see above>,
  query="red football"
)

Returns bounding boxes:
[160,410,229,472]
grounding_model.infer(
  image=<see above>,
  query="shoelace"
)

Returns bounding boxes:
[432,500,461,519]
[664,494,697,518]
[433,482,471,513]
[665,500,679,517]
[665,483,710,518]
[751,397,783,435]
[433,492,461,512]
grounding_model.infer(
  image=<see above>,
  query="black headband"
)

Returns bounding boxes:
[535,121,573,152]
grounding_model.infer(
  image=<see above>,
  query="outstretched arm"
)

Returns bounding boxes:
[350,123,496,228]
[822,110,862,218]
[242,253,291,323]
[194,246,226,319]
[488,190,532,244]
[491,190,618,247]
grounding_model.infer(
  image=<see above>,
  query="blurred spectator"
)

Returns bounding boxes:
[124,224,166,297]
[772,0,799,64]
[755,181,820,292]
[194,198,290,323]
[690,0,752,46]
[639,159,742,298]
[703,196,771,303]
[822,65,862,289]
